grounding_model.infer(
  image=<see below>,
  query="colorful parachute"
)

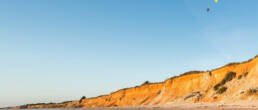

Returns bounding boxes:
[206,0,218,12]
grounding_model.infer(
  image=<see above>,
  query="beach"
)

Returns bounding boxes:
[73,102,258,110]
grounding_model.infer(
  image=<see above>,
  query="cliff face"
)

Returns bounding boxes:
[9,55,258,109]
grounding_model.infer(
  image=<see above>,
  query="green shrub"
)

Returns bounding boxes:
[217,87,227,94]
[79,96,86,103]
[184,92,202,100]
[119,93,125,101]
[209,72,212,76]
[213,72,236,90]
[20,105,28,109]
[238,72,249,79]
[244,72,249,77]
[140,97,150,104]
[184,94,195,100]
[61,101,72,104]
[142,80,150,85]
[248,88,257,95]
[157,90,161,95]
[223,72,236,83]
[238,75,243,79]
[214,83,221,90]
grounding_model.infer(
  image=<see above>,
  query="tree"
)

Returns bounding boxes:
[142,80,150,85]
[79,96,86,103]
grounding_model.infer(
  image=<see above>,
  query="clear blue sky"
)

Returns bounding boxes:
[1,0,258,107]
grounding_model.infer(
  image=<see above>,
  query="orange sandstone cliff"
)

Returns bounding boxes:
[8,55,258,109]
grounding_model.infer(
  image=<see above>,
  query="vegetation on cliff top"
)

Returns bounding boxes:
[79,96,86,103]
[217,87,228,94]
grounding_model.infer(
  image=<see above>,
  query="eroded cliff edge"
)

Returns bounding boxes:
[8,55,258,109]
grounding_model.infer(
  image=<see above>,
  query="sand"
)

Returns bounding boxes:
[79,102,258,110]
[3,102,258,110]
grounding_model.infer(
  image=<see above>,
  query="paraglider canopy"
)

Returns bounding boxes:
[207,0,219,12]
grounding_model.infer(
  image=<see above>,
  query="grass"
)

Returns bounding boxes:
[214,72,236,90]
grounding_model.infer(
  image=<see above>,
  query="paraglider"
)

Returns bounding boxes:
[206,8,210,12]
[206,0,218,12]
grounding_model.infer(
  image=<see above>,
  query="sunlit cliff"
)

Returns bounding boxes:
[8,55,258,109]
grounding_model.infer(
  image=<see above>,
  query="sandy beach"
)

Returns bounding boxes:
[79,102,258,110]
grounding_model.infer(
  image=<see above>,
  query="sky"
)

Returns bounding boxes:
[0,0,258,107]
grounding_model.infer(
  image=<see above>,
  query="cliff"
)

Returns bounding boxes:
[8,55,258,109]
